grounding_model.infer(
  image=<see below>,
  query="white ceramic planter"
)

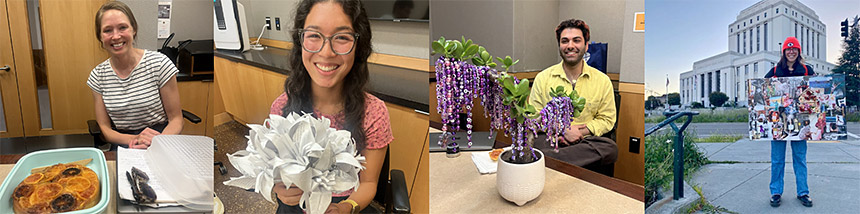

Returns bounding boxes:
[496,149,545,206]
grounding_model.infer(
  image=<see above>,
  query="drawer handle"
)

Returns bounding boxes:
[413,109,429,115]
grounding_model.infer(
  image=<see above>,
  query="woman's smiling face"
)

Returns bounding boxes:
[99,9,135,57]
[301,1,356,91]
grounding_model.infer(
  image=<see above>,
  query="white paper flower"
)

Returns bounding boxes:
[224,113,365,214]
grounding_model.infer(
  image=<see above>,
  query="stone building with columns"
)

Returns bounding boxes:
[679,0,834,107]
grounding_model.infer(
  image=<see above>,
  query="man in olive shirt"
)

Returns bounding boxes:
[528,19,617,167]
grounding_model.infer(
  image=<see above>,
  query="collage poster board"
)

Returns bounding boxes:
[747,74,847,141]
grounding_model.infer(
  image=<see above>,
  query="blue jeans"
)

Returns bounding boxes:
[770,140,809,196]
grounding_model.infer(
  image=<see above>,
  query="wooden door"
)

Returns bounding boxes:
[37,0,108,134]
[0,0,25,137]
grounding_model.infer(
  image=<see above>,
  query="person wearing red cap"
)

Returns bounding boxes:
[766,36,815,208]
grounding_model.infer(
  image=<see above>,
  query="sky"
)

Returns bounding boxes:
[644,0,859,97]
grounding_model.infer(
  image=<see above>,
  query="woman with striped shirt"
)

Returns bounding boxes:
[87,1,182,150]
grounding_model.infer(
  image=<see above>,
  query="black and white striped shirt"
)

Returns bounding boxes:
[87,50,178,130]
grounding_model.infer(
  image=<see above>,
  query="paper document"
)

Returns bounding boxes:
[117,147,179,207]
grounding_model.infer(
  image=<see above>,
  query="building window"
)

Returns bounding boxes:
[708,72,713,95]
[745,65,749,94]
[716,71,721,92]
[764,23,768,51]
[757,25,760,52]
[701,74,705,98]
[795,23,798,37]
[743,31,747,54]
[776,8,779,14]
[757,16,759,21]
[765,12,767,17]
[737,34,740,52]
[754,62,758,77]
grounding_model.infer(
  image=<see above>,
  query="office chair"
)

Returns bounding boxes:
[363,148,411,213]
[582,91,621,177]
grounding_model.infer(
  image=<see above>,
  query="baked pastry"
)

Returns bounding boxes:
[489,148,504,161]
[11,163,100,214]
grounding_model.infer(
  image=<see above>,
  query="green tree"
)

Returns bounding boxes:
[832,18,860,107]
[645,96,662,110]
[709,91,729,107]
[667,93,680,106]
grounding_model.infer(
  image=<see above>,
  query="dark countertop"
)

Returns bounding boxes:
[177,72,213,82]
[215,48,429,112]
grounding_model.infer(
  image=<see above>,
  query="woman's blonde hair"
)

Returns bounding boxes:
[94,1,138,41]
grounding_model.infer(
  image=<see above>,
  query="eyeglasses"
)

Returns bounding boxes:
[298,29,359,55]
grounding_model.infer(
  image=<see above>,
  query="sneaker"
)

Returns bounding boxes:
[770,194,781,207]
[797,195,813,207]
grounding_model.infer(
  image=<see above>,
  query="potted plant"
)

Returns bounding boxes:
[433,36,585,206]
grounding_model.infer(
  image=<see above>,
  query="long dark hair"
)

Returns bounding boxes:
[283,0,373,151]
[777,49,804,70]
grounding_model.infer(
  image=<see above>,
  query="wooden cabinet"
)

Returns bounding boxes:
[177,80,213,137]
[385,103,429,213]
[214,56,286,125]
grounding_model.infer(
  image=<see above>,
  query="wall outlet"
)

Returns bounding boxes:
[275,17,281,30]
[629,137,640,154]
[265,17,271,30]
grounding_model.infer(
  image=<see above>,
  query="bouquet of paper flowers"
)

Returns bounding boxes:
[223,113,365,214]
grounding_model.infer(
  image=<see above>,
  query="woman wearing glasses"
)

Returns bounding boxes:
[764,36,815,208]
[269,0,392,213]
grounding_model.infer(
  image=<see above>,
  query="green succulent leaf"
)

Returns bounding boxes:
[432,41,445,56]
[488,62,497,68]
[516,80,530,96]
[472,57,484,66]
[464,45,479,59]
[481,51,490,62]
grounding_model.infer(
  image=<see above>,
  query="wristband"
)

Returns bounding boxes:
[339,199,359,214]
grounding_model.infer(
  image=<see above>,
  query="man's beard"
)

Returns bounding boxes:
[560,48,584,67]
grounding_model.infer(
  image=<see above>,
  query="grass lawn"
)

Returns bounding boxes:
[646,108,747,123]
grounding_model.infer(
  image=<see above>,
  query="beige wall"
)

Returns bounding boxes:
[558,0,644,83]
[620,0,645,84]
[124,0,214,50]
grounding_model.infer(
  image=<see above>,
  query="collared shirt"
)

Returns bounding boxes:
[528,61,616,136]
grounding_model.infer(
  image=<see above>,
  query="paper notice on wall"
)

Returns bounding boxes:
[157,1,171,38]
[633,12,644,32]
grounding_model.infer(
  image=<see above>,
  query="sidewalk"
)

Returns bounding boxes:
[689,139,860,213]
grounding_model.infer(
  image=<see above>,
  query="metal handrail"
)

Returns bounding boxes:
[645,110,699,200]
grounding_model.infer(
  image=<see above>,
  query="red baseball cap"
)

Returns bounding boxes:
[782,37,801,53]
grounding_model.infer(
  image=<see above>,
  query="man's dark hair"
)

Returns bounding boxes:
[555,19,590,43]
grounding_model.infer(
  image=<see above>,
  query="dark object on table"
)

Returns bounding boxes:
[127,167,157,204]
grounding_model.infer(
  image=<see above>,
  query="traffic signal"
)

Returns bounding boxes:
[841,19,849,37]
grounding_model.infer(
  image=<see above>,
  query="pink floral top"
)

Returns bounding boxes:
[269,92,394,196]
